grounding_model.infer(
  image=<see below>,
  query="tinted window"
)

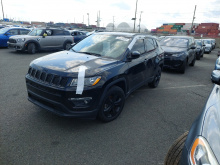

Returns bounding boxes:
[8,29,19,35]
[131,39,145,54]
[160,38,188,48]
[29,29,43,36]
[145,38,155,52]
[53,30,64,35]
[45,30,52,36]
[20,29,29,35]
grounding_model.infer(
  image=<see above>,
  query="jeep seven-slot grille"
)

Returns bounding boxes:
[8,38,17,43]
[28,67,69,87]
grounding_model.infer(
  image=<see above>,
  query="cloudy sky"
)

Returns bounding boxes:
[1,0,220,29]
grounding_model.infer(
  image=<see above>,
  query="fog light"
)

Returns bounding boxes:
[68,97,92,107]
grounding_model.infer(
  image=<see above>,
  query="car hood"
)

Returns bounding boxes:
[10,35,40,39]
[161,46,186,53]
[204,44,211,47]
[30,50,118,77]
[201,85,220,163]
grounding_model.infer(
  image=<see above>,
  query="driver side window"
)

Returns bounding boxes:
[131,39,145,54]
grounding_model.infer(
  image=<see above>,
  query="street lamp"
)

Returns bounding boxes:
[133,0,138,32]
[87,13,90,27]
[138,11,143,33]
[1,0,5,20]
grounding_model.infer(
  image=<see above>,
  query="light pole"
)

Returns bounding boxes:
[133,0,138,32]
[113,16,115,31]
[138,11,143,33]
[87,13,90,27]
[1,0,5,20]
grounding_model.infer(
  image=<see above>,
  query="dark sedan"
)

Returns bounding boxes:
[164,70,220,165]
[195,39,205,60]
[160,36,196,73]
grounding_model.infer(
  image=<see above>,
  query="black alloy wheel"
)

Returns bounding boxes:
[189,55,196,66]
[179,59,186,74]
[64,42,72,50]
[149,67,161,88]
[98,86,125,122]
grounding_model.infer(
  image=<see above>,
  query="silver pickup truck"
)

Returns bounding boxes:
[8,28,74,54]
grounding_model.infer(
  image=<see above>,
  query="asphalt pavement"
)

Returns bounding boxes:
[0,48,218,165]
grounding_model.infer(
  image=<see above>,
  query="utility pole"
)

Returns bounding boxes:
[87,13,90,27]
[83,15,84,24]
[138,11,143,33]
[133,0,138,32]
[190,5,196,35]
[113,16,115,31]
[1,0,5,19]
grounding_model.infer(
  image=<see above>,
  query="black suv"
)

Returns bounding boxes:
[160,36,196,73]
[26,32,164,122]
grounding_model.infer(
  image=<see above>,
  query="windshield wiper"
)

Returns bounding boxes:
[79,52,101,56]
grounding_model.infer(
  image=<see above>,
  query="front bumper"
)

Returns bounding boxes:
[163,56,185,70]
[7,42,25,50]
[205,47,211,53]
[26,75,102,119]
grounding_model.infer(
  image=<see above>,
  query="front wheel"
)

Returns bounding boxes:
[98,86,125,122]
[189,56,196,66]
[164,131,189,165]
[148,67,161,88]
[28,43,36,54]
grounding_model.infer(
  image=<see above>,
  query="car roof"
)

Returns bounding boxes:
[2,27,30,30]
[165,36,193,39]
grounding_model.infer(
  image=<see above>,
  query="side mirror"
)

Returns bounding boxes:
[203,44,206,46]
[130,51,141,59]
[211,70,220,85]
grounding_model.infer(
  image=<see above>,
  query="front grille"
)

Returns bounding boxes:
[8,38,17,43]
[28,67,69,87]
[164,52,173,56]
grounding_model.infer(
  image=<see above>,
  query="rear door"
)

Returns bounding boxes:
[144,38,157,80]
[52,30,65,47]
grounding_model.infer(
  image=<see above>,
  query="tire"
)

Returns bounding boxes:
[196,54,200,60]
[189,56,196,66]
[148,67,161,88]
[64,42,72,50]
[28,43,36,54]
[98,86,125,122]
[179,60,186,74]
[164,131,189,165]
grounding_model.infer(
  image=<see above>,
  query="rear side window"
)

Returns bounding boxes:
[20,29,30,35]
[131,39,145,54]
[8,29,19,35]
[53,30,65,36]
[145,38,155,52]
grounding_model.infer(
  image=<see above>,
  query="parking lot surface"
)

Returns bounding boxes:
[0,48,219,165]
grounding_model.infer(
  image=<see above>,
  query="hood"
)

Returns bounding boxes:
[31,50,118,77]
[204,44,211,47]
[201,85,220,163]
[10,35,40,39]
[161,46,186,53]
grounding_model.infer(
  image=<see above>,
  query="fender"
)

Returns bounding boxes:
[24,40,41,50]
[97,77,127,110]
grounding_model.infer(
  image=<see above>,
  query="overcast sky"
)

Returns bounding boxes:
[1,0,220,29]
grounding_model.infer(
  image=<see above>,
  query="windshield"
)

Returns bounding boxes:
[0,28,9,34]
[71,34,132,59]
[203,40,211,44]
[160,38,188,48]
[195,41,202,46]
[29,29,43,36]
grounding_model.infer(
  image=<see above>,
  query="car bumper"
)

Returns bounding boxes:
[26,75,102,119]
[163,57,185,70]
[205,47,211,53]
[7,42,25,50]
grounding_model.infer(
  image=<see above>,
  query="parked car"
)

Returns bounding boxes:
[195,39,205,60]
[160,36,196,73]
[202,39,212,53]
[164,70,220,165]
[214,56,220,70]
[0,27,30,47]
[210,39,216,49]
[69,30,87,43]
[8,28,73,54]
[25,32,164,122]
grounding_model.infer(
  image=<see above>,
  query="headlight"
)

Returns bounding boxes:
[17,38,25,42]
[190,136,218,165]
[70,76,101,86]
[172,52,185,57]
